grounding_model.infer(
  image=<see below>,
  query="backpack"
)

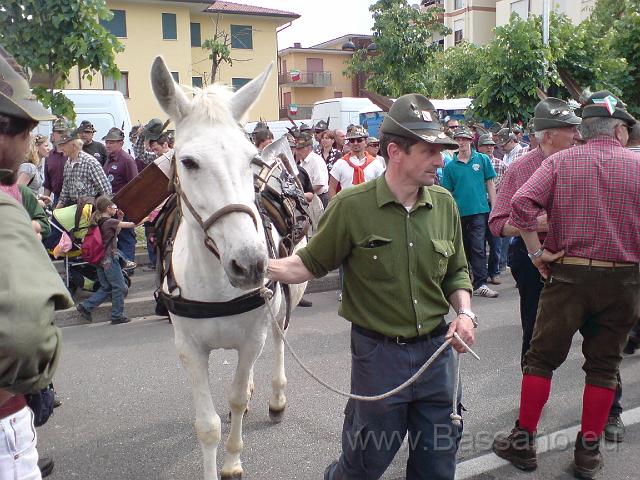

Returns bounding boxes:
[81,223,106,264]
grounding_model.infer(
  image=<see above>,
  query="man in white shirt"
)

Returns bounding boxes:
[329,125,385,198]
[295,132,329,207]
[495,128,525,168]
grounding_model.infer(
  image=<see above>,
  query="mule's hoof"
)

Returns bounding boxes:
[269,406,286,423]
[220,471,243,480]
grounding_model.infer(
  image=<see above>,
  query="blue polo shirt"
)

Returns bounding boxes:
[441,150,496,217]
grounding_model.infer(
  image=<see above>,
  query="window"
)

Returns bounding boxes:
[454,0,465,9]
[334,91,343,98]
[454,19,464,45]
[230,25,253,49]
[103,72,129,97]
[162,13,177,40]
[231,78,251,91]
[510,0,529,19]
[171,72,180,83]
[100,9,127,37]
[192,76,203,88]
[190,22,201,47]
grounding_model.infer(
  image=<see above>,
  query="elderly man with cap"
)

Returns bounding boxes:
[441,126,499,298]
[328,125,384,199]
[42,117,69,206]
[55,129,111,209]
[0,45,72,480]
[489,98,581,368]
[495,127,525,168]
[294,131,329,208]
[78,120,108,166]
[312,118,329,148]
[267,93,475,480]
[102,127,138,262]
[492,92,640,479]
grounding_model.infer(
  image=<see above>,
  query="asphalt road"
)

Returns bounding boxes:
[39,274,640,479]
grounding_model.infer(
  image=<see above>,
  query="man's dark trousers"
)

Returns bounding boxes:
[508,238,544,366]
[326,326,462,480]
[461,213,488,289]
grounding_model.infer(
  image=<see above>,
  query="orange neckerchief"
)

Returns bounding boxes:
[343,152,375,185]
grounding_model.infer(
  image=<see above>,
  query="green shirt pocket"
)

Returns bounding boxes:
[351,235,396,281]
[431,239,456,280]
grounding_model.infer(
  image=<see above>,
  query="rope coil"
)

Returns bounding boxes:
[260,287,479,425]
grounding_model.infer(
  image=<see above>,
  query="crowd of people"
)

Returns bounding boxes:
[2,38,640,480]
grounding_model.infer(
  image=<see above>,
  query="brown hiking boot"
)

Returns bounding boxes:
[574,432,603,479]
[492,422,537,471]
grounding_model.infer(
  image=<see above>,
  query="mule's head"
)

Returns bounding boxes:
[151,56,272,289]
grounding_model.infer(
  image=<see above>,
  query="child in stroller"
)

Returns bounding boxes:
[43,200,133,295]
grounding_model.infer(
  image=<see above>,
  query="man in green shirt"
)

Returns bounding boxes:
[268,94,476,480]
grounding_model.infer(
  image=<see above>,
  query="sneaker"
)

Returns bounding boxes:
[574,432,603,479]
[492,422,537,471]
[111,317,131,325]
[473,285,499,298]
[123,260,137,269]
[53,391,62,408]
[338,291,342,302]
[75,303,92,322]
[489,275,502,285]
[603,414,625,443]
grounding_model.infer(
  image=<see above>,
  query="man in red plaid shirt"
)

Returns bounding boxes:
[492,92,640,480]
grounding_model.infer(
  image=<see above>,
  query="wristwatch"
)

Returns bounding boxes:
[457,308,478,328]
[528,247,544,261]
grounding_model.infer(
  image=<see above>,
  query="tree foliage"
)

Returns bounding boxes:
[437,42,483,98]
[201,14,234,85]
[0,0,123,120]
[344,0,449,97]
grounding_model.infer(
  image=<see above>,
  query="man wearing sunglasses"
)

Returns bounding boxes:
[328,125,384,199]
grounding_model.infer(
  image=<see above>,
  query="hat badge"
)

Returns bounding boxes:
[421,110,432,122]
[592,95,618,116]
[0,78,13,97]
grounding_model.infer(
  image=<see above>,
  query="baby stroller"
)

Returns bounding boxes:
[43,201,131,295]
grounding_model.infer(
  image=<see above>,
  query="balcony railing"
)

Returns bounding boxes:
[278,70,332,87]
[279,105,313,120]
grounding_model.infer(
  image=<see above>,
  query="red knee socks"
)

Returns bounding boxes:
[581,384,616,441]
[518,374,552,433]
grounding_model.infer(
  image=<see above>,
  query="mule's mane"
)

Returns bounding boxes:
[190,84,237,126]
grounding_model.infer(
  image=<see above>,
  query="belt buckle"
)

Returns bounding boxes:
[395,336,407,345]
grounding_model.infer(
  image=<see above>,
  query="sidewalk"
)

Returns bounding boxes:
[53,249,339,327]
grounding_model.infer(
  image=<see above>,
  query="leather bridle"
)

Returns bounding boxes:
[172,157,259,260]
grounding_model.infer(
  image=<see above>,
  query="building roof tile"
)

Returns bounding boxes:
[205,1,300,19]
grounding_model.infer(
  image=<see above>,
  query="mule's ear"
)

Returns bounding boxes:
[151,56,190,122]
[229,62,273,122]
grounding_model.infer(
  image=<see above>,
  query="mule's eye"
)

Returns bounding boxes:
[181,157,199,170]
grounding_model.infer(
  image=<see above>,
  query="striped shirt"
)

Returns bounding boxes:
[510,136,640,263]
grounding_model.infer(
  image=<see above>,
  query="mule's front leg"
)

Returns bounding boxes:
[175,332,221,480]
[268,312,287,422]
[221,347,261,479]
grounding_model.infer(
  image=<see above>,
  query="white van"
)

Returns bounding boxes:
[34,90,133,152]
[311,97,378,133]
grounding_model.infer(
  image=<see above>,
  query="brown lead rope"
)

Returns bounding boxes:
[260,288,480,426]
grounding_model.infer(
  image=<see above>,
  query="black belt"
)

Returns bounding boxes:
[353,321,448,345]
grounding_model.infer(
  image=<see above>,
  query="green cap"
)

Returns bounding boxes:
[143,118,164,141]
[78,120,97,133]
[56,129,81,146]
[494,128,514,146]
[299,123,312,133]
[314,119,329,132]
[477,133,496,146]
[102,127,125,141]
[453,126,474,140]
[345,124,368,139]
[0,46,54,122]
[380,94,458,149]
[534,97,582,131]
[294,132,313,148]
[253,121,269,133]
[52,116,69,132]
[581,91,635,125]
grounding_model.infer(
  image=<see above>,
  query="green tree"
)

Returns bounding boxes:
[0,0,123,120]
[344,0,450,97]
[436,42,484,98]
[201,14,233,85]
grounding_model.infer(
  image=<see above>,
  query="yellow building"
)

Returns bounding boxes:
[277,34,373,120]
[496,0,595,26]
[66,0,299,123]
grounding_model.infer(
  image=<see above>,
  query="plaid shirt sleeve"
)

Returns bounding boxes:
[510,158,554,232]
[90,160,112,197]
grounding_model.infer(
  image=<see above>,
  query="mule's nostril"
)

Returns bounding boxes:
[256,258,265,273]
[230,259,247,276]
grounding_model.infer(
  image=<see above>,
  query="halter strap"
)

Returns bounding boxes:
[171,155,259,259]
